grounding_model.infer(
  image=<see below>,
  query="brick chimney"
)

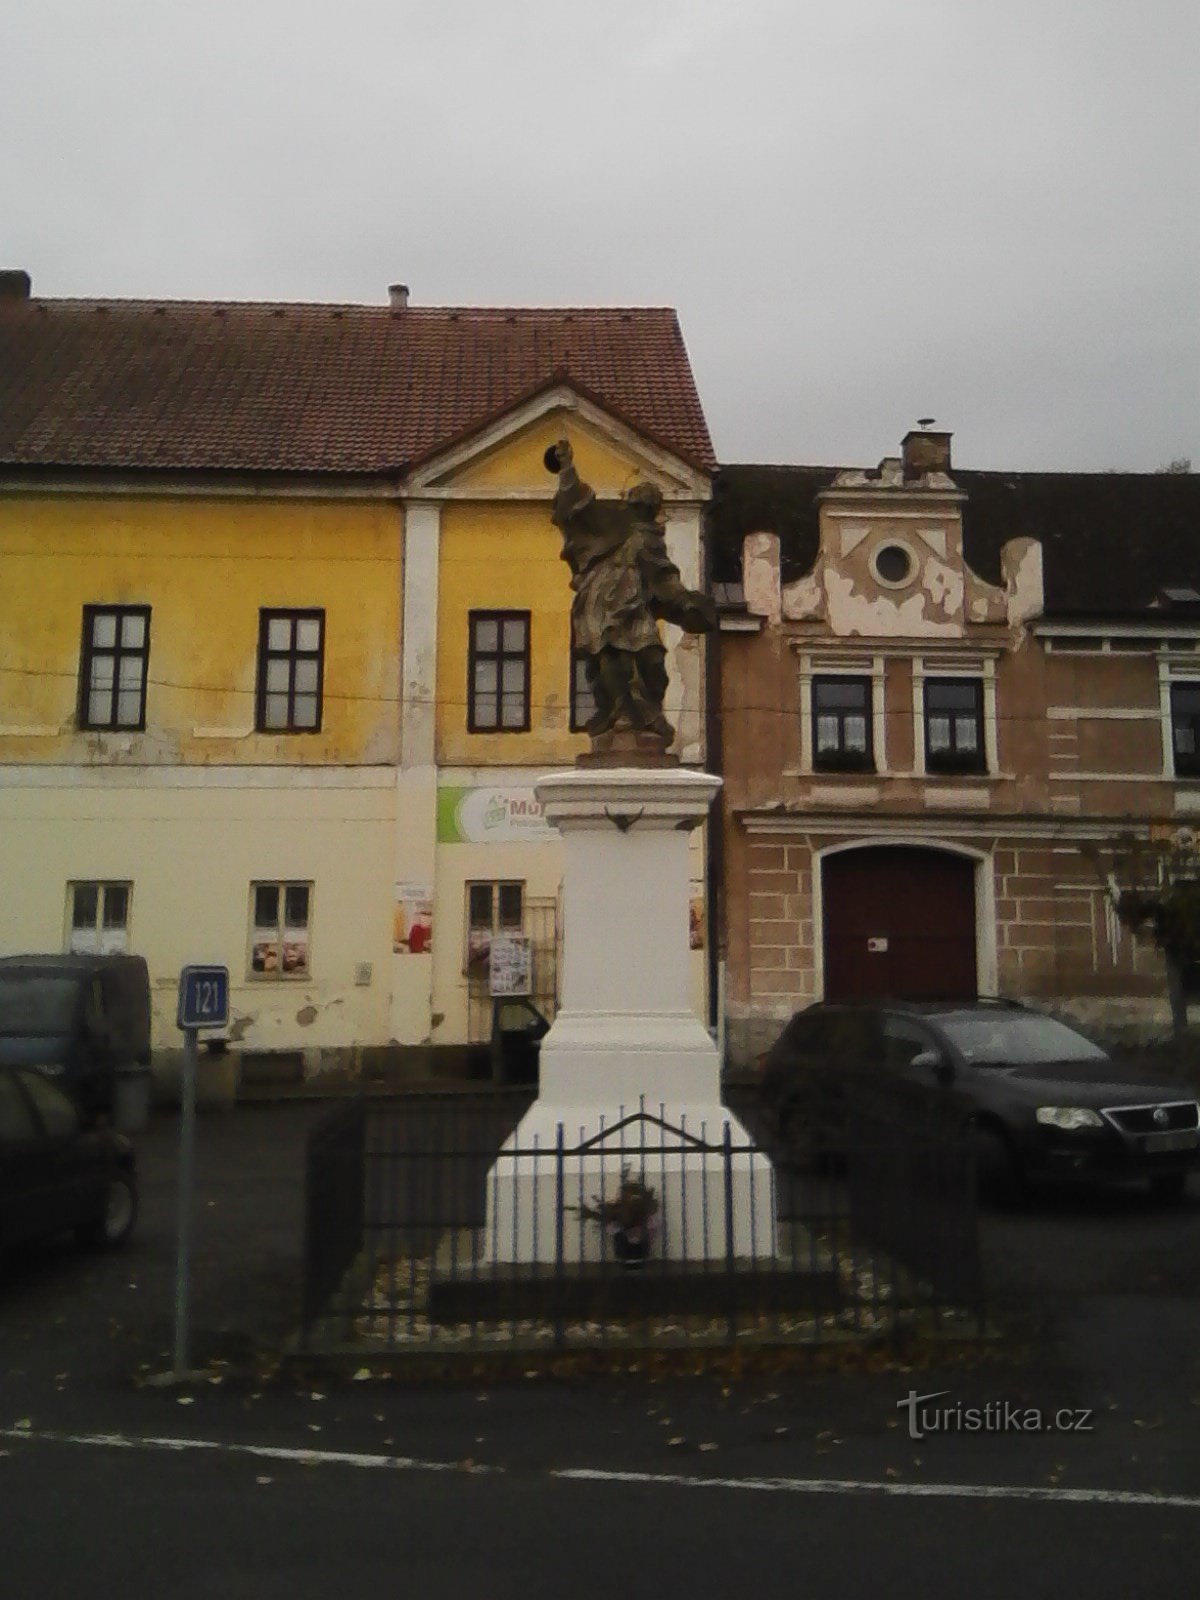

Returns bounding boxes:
[901,419,952,481]
[388,283,409,310]
[0,270,31,299]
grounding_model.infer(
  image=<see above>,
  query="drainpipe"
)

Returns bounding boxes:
[703,503,725,1048]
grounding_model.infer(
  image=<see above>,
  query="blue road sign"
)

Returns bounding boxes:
[176,965,230,1031]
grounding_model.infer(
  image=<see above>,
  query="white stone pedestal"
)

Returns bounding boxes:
[485,766,775,1263]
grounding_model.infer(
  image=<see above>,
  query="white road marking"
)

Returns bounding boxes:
[3,1426,1199,1511]
[556,1467,1200,1510]
[0,1427,493,1476]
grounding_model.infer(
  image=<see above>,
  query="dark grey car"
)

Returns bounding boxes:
[760,1000,1200,1201]
[0,954,151,1117]
[0,1066,137,1253]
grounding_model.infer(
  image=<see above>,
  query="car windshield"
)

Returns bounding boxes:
[938,1012,1108,1067]
[0,975,80,1036]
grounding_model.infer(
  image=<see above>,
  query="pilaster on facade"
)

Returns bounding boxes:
[392,498,442,1046]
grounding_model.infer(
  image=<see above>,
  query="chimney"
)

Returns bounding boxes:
[0,270,31,300]
[901,419,952,481]
[388,283,410,310]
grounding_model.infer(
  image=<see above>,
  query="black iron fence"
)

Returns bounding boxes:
[300,1084,983,1355]
[302,1097,367,1328]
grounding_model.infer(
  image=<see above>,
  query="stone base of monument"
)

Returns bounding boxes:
[427,1237,842,1327]
[483,765,776,1266]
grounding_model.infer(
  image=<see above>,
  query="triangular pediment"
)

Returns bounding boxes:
[403,381,711,501]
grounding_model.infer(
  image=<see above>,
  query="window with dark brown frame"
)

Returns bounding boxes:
[1171,683,1200,776]
[468,611,530,732]
[924,678,986,773]
[569,622,596,733]
[812,675,874,771]
[257,610,324,732]
[79,605,150,730]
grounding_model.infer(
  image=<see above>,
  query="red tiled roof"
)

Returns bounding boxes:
[0,298,715,477]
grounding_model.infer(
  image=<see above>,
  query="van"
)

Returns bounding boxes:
[0,955,152,1118]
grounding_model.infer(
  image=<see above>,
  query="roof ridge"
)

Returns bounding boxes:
[16,297,682,317]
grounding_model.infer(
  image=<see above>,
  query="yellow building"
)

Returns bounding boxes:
[0,275,714,1080]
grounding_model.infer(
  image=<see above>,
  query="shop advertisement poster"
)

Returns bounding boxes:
[437,785,555,845]
[489,933,533,996]
[393,882,433,955]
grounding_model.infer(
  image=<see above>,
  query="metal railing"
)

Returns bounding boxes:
[302,1097,367,1328]
[300,1084,983,1354]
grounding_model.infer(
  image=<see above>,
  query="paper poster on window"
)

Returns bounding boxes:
[251,938,279,974]
[252,932,309,976]
[489,934,532,997]
[281,931,309,974]
[393,882,433,955]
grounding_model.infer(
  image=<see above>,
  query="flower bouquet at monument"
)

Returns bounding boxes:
[573,1165,659,1267]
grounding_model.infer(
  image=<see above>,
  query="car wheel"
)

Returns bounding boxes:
[1149,1172,1188,1204]
[973,1124,1023,1207]
[76,1174,138,1249]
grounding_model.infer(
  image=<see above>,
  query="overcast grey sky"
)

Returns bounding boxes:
[3,0,1197,471]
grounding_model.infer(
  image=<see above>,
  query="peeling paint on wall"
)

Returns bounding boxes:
[742,531,782,622]
[782,572,824,620]
[921,558,964,615]
[824,569,961,638]
[1003,537,1045,629]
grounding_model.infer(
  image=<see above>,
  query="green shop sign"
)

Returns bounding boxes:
[437,785,555,844]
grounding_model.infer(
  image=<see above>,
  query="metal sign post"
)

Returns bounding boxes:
[171,966,229,1380]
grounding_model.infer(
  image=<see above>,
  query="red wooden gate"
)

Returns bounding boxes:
[822,846,978,1002]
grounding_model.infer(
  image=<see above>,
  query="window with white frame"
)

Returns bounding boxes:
[249,881,312,977]
[924,678,986,773]
[912,656,998,778]
[1170,683,1200,777]
[79,606,150,730]
[66,881,131,954]
[812,675,874,771]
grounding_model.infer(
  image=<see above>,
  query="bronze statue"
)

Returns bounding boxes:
[546,438,715,751]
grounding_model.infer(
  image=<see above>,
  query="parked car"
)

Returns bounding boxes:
[0,1065,138,1253]
[490,998,551,1086]
[0,954,151,1118]
[760,999,1200,1201]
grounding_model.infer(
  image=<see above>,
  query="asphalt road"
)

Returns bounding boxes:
[2,1416,1197,1600]
[2,1102,1199,1594]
